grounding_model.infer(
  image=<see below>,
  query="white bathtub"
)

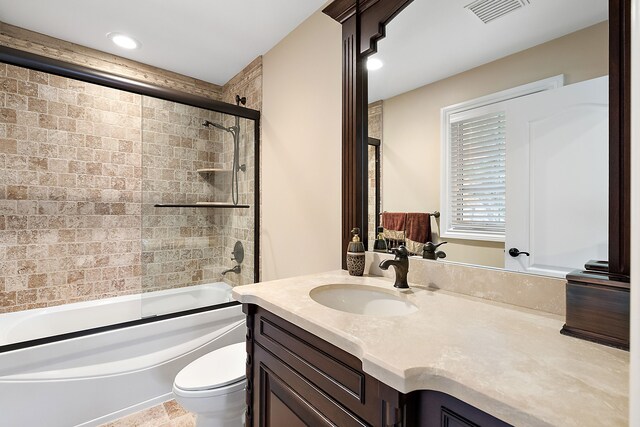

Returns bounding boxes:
[0,283,245,427]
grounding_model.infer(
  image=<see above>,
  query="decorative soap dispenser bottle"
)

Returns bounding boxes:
[346,227,365,276]
[373,226,387,252]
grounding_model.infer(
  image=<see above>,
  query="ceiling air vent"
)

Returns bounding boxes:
[465,0,530,24]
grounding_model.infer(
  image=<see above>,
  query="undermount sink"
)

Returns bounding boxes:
[309,284,418,316]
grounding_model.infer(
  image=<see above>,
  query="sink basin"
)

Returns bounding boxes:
[309,284,418,316]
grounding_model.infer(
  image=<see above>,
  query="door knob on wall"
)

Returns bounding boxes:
[508,248,530,257]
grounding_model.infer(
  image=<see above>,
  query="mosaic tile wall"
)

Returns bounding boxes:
[0,59,261,313]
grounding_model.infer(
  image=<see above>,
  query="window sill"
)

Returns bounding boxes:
[440,230,505,243]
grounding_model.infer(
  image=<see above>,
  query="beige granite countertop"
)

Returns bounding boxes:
[233,270,629,427]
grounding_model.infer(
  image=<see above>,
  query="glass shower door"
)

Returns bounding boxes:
[140,96,256,318]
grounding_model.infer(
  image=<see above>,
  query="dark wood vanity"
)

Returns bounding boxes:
[244,304,511,427]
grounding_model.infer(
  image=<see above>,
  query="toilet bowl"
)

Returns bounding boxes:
[173,342,246,427]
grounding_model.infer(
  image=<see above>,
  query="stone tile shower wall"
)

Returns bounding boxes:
[0,61,259,313]
[141,97,230,292]
[215,57,262,287]
[0,64,143,313]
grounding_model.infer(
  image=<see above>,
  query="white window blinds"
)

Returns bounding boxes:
[448,111,506,237]
[440,76,563,242]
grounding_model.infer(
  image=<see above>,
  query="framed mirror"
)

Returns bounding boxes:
[325,0,629,280]
[366,0,609,278]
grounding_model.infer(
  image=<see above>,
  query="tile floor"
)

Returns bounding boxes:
[99,400,195,427]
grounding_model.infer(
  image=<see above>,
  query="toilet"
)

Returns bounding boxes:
[173,342,247,427]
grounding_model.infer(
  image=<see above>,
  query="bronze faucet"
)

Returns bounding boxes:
[423,241,447,260]
[379,246,410,289]
[222,265,241,275]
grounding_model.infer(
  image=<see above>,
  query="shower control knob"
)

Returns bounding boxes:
[231,241,244,264]
[508,248,530,257]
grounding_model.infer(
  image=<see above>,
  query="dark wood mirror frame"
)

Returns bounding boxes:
[324,0,631,349]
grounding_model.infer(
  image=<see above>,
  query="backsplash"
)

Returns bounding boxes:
[366,251,566,315]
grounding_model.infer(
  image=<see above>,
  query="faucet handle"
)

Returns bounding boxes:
[390,245,409,259]
[424,241,447,252]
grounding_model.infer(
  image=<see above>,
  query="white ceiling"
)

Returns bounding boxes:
[369,0,608,102]
[0,0,326,86]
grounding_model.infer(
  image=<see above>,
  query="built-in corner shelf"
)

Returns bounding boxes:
[196,168,232,174]
[154,202,250,208]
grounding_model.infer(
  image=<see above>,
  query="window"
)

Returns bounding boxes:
[440,75,564,242]
[448,110,506,239]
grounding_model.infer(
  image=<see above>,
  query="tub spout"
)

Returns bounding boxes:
[222,265,241,275]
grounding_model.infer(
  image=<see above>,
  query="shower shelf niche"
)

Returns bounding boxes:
[154,202,250,208]
[196,168,232,173]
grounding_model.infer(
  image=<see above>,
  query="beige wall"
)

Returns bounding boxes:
[381,21,609,268]
[261,11,342,280]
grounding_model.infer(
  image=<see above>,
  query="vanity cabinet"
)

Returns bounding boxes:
[244,305,511,427]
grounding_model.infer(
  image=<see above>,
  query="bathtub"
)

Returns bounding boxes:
[0,283,245,427]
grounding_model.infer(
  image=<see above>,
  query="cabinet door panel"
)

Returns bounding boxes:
[442,408,480,427]
[255,343,368,427]
[258,315,364,398]
[415,391,512,427]
[267,393,307,427]
[262,363,331,427]
[251,306,401,426]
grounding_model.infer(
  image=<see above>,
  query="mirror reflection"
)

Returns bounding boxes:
[367,0,609,278]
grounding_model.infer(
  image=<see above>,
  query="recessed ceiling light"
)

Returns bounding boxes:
[106,32,140,50]
[367,58,383,71]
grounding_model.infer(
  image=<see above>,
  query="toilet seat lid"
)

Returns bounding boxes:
[175,342,246,391]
